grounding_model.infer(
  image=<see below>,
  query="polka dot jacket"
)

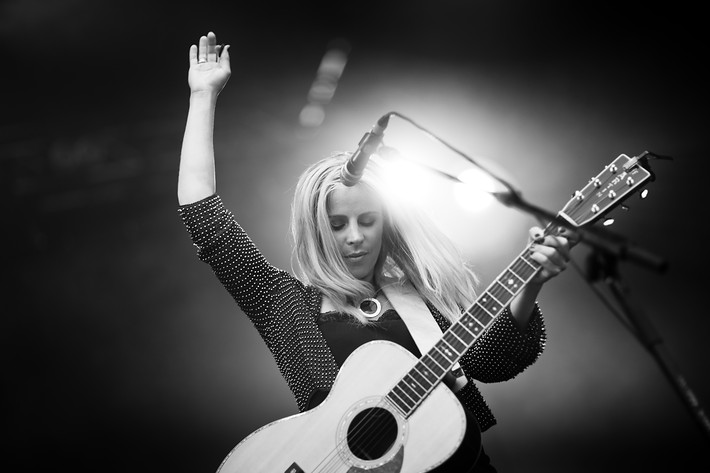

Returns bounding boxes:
[178,194,547,432]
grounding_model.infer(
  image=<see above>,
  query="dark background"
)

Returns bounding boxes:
[3,1,709,471]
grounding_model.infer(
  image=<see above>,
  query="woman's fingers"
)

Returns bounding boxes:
[531,243,567,268]
[527,226,573,281]
[549,235,571,262]
[529,227,571,259]
[189,44,198,65]
[529,226,545,243]
[193,32,225,66]
[198,34,208,63]
[557,225,581,248]
[207,31,218,62]
[219,44,231,73]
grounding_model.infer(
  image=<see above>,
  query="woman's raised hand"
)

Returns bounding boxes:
[188,31,231,95]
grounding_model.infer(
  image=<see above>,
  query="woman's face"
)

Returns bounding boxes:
[327,183,384,284]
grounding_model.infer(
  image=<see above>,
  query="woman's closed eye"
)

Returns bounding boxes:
[357,211,380,227]
[328,212,379,231]
[329,217,346,231]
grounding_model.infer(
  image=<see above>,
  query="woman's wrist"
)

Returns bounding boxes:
[189,89,220,102]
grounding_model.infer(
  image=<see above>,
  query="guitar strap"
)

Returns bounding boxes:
[320,276,469,392]
[376,274,469,393]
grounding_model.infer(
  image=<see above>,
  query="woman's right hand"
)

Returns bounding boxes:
[188,31,231,95]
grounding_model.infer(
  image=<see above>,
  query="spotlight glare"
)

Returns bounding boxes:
[374,154,431,206]
[455,168,496,212]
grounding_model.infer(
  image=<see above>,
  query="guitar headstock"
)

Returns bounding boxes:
[558,153,654,228]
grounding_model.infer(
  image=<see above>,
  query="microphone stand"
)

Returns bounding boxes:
[494,188,710,443]
[379,111,710,443]
[585,248,710,443]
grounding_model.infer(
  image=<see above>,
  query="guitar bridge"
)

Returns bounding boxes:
[285,462,304,473]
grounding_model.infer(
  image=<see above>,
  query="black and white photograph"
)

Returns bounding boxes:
[3,1,708,471]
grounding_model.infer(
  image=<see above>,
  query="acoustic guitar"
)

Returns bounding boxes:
[217,153,655,472]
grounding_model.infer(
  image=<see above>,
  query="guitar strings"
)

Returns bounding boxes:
[314,225,559,471]
[312,396,401,472]
[313,373,446,472]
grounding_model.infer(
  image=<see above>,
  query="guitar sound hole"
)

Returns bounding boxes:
[346,407,398,461]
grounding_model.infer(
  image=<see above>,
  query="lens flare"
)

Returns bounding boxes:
[454,168,496,212]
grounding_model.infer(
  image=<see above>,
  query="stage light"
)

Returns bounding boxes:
[454,167,496,212]
[299,40,350,129]
[372,152,432,207]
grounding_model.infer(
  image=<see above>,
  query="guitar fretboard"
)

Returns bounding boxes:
[385,239,544,417]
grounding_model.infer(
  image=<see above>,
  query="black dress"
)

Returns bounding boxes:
[313,309,496,472]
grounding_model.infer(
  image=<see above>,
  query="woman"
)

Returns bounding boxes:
[178,32,573,472]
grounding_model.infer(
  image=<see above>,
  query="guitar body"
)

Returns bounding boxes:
[215,152,656,473]
[217,341,479,473]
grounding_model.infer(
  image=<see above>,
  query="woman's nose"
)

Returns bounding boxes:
[346,224,364,245]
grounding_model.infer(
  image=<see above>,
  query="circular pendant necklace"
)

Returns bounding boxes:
[358,297,382,318]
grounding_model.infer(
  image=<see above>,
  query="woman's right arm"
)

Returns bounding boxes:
[177,33,305,321]
[178,31,231,205]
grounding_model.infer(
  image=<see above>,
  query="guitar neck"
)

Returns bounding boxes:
[384,153,655,418]
[385,233,546,418]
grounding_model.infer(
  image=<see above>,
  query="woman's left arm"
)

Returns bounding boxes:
[509,225,576,330]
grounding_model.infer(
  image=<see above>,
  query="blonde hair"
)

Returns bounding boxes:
[290,152,478,324]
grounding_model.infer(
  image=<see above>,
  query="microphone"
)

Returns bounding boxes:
[340,114,390,186]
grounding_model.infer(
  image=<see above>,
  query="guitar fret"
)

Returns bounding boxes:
[405,371,429,393]
[471,304,493,326]
[496,271,523,302]
[397,378,422,404]
[388,389,413,413]
[448,329,467,346]
[429,349,450,377]
[461,312,486,335]
[391,385,416,409]
[481,294,502,312]
[413,363,439,395]
[489,282,514,305]
[385,397,407,417]
[442,332,466,354]
[519,253,538,271]
[423,353,448,375]
[413,362,437,384]
[501,269,524,287]
[514,254,536,271]
[494,279,515,296]
[430,348,452,372]
[451,323,474,345]
[512,258,537,279]
[401,375,427,398]
[433,343,457,365]
[476,299,495,317]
